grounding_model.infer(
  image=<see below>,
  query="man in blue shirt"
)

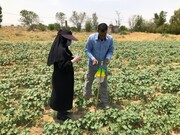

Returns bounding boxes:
[84,23,114,109]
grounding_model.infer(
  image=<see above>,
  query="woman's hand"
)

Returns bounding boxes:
[71,56,81,63]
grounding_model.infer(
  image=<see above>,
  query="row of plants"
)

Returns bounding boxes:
[0,41,179,134]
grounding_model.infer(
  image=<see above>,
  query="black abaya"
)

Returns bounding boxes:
[47,31,74,111]
[50,61,74,111]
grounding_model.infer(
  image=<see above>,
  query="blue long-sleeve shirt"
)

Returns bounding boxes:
[85,33,114,70]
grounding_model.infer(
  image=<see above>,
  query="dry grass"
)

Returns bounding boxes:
[0,26,180,43]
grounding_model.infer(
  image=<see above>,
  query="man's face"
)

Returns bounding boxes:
[98,31,107,40]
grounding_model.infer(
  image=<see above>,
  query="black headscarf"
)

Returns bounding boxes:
[47,30,77,66]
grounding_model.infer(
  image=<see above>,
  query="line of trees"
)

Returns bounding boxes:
[128,9,180,34]
[0,7,180,34]
[18,9,93,32]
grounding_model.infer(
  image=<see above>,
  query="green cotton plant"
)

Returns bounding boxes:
[1,41,180,135]
[108,107,144,135]
[146,94,180,115]
[159,69,180,93]
[170,107,180,128]
[43,121,83,135]
[0,107,19,135]
[43,122,63,135]
[62,120,83,135]
[79,111,105,131]
[143,112,171,134]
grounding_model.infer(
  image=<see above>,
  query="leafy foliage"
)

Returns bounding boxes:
[69,11,86,31]
[19,10,39,27]
[0,41,180,134]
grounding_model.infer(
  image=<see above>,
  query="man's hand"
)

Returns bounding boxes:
[93,59,98,65]
[106,59,110,65]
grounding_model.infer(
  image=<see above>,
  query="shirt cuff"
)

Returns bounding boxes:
[106,56,111,60]
[91,56,95,61]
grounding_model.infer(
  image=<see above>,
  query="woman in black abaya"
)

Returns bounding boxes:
[47,30,81,121]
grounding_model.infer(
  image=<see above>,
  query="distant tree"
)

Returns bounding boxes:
[115,10,121,27]
[128,15,136,30]
[48,24,55,31]
[119,25,128,35]
[156,23,170,33]
[92,13,98,31]
[48,23,60,31]
[119,25,128,31]
[144,20,156,33]
[54,23,61,30]
[133,15,145,32]
[69,11,86,32]
[29,23,47,31]
[19,10,39,27]
[168,24,180,34]
[129,15,145,32]
[55,12,66,27]
[169,8,180,34]
[85,18,92,32]
[153,11,167,27]
[0,6,2,28]
[170,8,180,25]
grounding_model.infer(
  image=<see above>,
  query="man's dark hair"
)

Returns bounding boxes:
[98,23,108,32]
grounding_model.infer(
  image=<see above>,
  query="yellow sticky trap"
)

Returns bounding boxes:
[95,68,106,83]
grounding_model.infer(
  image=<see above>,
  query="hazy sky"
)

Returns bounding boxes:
[0,0,180,27]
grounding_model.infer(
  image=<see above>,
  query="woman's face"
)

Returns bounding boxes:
[66,39,72,46]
